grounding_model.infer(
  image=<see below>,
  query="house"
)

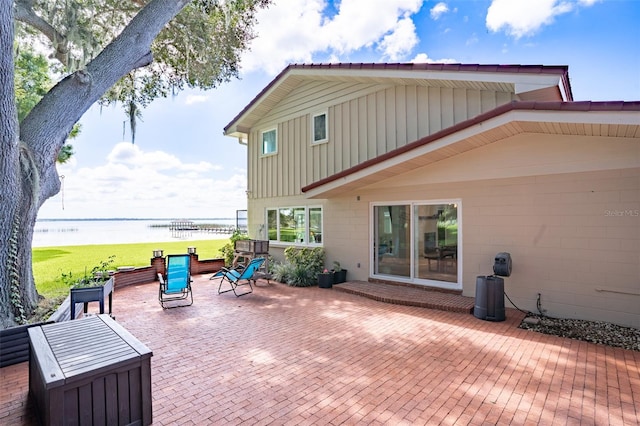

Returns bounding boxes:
[224,63,640,328]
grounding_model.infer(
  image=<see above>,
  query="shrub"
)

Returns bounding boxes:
[272,262,294,284]
[273,247,325,287]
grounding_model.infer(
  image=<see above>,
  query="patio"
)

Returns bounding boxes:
[2,275,639,425]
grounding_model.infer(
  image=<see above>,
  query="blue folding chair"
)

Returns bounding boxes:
[158,254,193,308]
[213,257,265,297]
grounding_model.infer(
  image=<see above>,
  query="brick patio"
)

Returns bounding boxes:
[1,275,639,425]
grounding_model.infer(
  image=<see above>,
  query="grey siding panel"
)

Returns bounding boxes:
[467,90,482,118]
[396,85,407,147]
[358,97,367,163]
[441,88,454,130]
[417,86,429,138]
[453,88,468,124]
[386,87,396,151]
[349,99,357,168]
[406,85,418,143]
[367,93,377,159]
[376,91,386,157]
[331,104,341,176]
[429,87,441,134]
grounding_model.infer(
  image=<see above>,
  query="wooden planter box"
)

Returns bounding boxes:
[69,278,113,319]
[234,239,269,254]
[28,315,153,426]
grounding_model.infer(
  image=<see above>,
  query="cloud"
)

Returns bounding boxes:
[430,2,450,20]
[184,94,208,105]
[486,0,597,38]
[241,0,425,74]
[410,53,458,64]
[378,16,419,61]
[48,143,241,218]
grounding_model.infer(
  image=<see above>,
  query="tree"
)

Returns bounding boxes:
[0,0,270,328]
[15,46,77,163]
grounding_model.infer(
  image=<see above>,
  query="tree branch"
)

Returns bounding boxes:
[14,0,70,66]
[20,0,191,182]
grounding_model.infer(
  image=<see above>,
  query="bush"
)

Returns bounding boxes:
[273,247,325,287]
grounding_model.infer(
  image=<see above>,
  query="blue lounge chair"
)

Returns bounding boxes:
[158,254,193,308]
[213,257,265,297]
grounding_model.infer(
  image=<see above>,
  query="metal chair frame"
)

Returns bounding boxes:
[158,254,193,308]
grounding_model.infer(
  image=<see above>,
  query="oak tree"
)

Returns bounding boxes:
[0,0,270,328]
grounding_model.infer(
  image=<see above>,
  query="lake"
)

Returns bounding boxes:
[33,219,238,247]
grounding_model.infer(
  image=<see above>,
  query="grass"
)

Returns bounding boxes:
[33,239,229,299]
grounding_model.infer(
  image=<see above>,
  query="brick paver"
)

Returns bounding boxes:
[1,275,638,425]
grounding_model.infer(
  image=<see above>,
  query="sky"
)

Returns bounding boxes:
[37,0,640,220]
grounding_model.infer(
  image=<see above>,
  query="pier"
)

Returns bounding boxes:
[169,220,236,235]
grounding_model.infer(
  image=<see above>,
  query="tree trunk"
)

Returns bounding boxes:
[1,0,191,329]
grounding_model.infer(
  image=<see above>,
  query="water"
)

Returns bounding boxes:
[33,219,238,247]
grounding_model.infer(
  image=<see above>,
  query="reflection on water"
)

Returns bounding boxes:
[33,219,235,247]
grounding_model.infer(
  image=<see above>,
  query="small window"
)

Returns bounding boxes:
[262,128,277,155]
[312,112,327,143]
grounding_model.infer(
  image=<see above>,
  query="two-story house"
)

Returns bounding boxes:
[224,63,640,328]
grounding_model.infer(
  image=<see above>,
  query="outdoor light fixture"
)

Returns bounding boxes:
[153,249,164,258]
[187,247,197,255]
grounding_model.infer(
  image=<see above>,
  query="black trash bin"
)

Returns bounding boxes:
[474,275,505,321]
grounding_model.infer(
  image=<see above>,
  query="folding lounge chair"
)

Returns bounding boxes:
[158,254,193,308]
[214,257,265,297]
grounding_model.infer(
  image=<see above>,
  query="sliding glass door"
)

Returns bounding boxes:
[373,202,459,287]
[374,205,411,277]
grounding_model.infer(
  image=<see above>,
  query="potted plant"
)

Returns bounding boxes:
[332,261,347,284]
[317,268,334,289]
[64,256,116,319]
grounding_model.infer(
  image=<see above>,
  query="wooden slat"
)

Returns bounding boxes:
[92,377,107,424]
[105,373,119,424]
[118,370,131,423]
[78,383,93,425]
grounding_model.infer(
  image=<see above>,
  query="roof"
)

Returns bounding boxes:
[224,63,573,138]
[301,100,640,198]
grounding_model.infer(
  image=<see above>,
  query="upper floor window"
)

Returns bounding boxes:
[262,128,277,155]
[312,111,327,144]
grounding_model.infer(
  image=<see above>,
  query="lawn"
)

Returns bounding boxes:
[33,239,229,299]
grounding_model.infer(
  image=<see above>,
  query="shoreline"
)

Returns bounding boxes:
[32,234,232,249]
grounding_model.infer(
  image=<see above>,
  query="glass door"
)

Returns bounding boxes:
[414,204,458,283]
[373,205,410,277]
[373,202,459,287]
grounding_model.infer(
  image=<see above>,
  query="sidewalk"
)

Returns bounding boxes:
[1,275,638,425]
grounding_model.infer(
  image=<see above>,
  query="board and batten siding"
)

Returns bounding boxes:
[247,81,516,199]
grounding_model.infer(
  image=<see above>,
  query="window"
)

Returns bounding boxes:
[262,128,277,155]
[311,112,327,143]
[267,206,323,245]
